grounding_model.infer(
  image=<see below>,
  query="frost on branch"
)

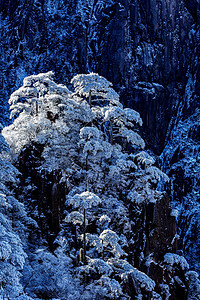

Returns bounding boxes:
[186,271,200,300]
[0,134,32,299]
[103,105,145,147]
[119,127,145,149]
[97,214,111,231]
[67,191,101,209]
[80,126,102,141]
[65,211,86,226]
[78,257,113,277]
[164,253,189,271]
[0,241,12,261]
[104,106,143,127]
[108,258,155,292]
[23,248,76,299]
[82,275,123,299]
[99,229,119,246]
[145,166,169,183]
[71,73,121,107]
[124,108,143,126]
[9,71,59,119]
[134,151,155,167]
[80,130,113,162]
[99,229,126,258]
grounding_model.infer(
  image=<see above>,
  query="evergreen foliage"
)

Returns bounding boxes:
[1,72,196,299]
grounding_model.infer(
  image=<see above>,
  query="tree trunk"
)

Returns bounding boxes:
[89,90,92,108]
[83,208,86,263]
[110,120,113,145]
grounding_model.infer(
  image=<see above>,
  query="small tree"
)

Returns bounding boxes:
[67,191,101,262]
[71,73,122,108]
[79,126,113,192]
[65,211,87,249]
[71,73,145,150]
[0,131,35,299]
[104,106,145,148]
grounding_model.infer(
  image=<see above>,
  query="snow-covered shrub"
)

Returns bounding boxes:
[23,248,77,299]
[99,229,126,258]
[67,191,101,210]
[164,253,189,271]
[186,271,200,300]
[0,131,32,298]
[65,211,86,226]
[77,257,113,277]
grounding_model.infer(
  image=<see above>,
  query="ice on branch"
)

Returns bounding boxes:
[67,191,101,209]
[134,151,155,167]
[99,229,119,246]
[104,106,124,122]
[83,140,103,156]
[103,105,145,148]
[98,215,111,227]
[87,258,113,276]
[124,108,143,126]
[80,126,102,141]
[164,253,189,271]
[99,229,126,258]
[108,158,137,178]
[104,106,143,127]
[71,73,122,107]
[80,126,114,162]
[78,258,113,279]
[0,241,12,261]
[8,71,71,119]
[83,233,103,253]
[119,128,145,149]
[146,166,169,183]
[65,211,86,226]
[108,259,155,292]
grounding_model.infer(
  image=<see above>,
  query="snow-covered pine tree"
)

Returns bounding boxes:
[2,71,192,299]
[0,128,35,299]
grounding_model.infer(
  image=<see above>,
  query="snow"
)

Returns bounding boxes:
[68,191,101,209]
[170,209,179,218]
[65,211,85,225]
[186,271,200,300]
[164,253,189,270]
[80,126,101,140]
[134,151,155,166]
[99,214,111,224]
[120,127,145,148]
[0,241,12,261]
[100,229,119,246]
[81,258,113,276]
[71,73,121,107]
[124,108,143,126]
[84,233,103,253]
[109,259,155,292]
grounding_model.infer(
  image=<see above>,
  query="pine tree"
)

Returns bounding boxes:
[2,72,187,299]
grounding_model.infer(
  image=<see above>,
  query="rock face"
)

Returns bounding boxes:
[0,0,193,152]
[160,19,200,272]
[1,0,200,272]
